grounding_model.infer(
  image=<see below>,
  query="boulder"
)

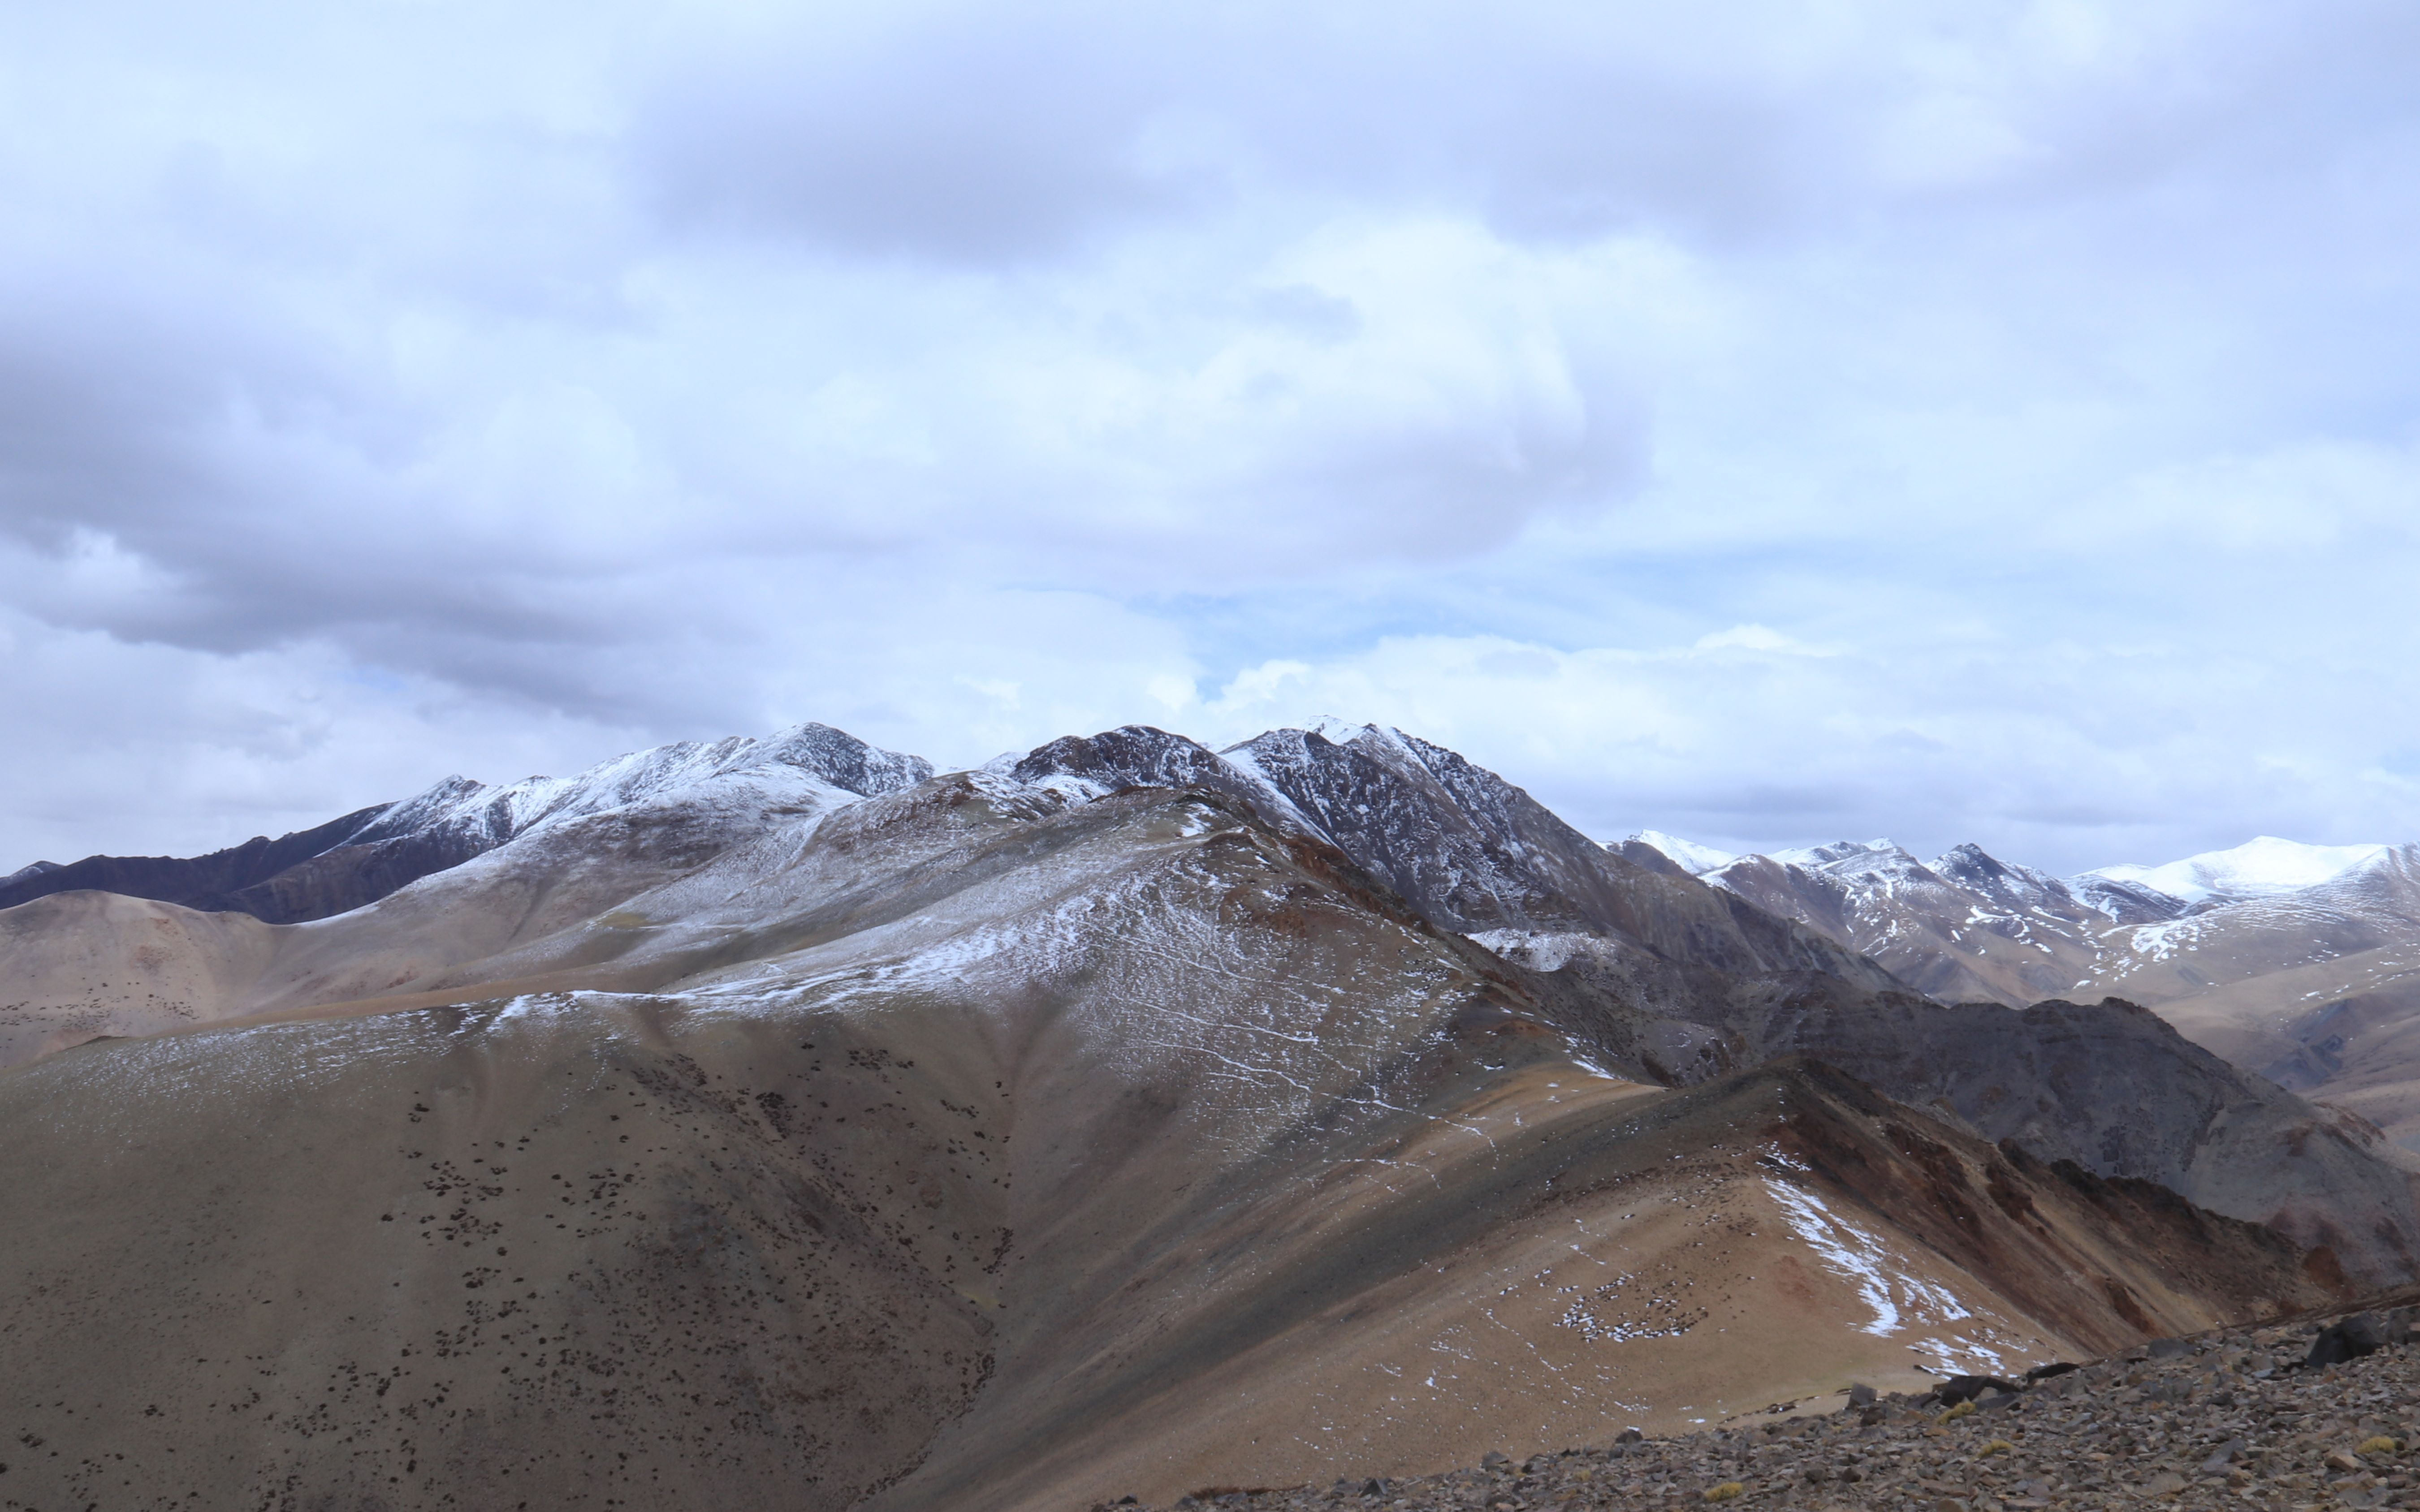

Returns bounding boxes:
[1932,1374,2024,1405]
[2307,1312,2390,1368]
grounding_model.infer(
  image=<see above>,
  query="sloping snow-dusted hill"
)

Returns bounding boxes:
[0,720,932,924]
[2081,845,2420,1143]
[2087,836,2392,907]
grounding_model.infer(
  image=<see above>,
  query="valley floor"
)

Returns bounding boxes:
[1148,1303,2420,1512]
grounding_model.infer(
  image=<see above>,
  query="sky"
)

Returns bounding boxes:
[4,0,2420,876]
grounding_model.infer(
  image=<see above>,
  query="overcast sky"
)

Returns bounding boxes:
[4,0,2419,874]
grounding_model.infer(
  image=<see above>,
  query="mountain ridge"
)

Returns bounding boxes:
[4,718,2417,1508]
[10,718,2408,1278]
[1626,827,2420,1155]
[0,720,933,925]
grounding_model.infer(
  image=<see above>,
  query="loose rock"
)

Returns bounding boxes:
[1156,1300,2420,1512]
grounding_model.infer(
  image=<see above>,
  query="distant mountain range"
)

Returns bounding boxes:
[1621,830,2420,1149]
[2,722,2414,1509]
[0,723,934,923]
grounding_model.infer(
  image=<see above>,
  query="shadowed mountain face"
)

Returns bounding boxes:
[1629,838,2185,1010]
[0,723,2407,1508]
[1625,829,2420,1156]
[0,802,393,919]
[1480,947,2420,1290]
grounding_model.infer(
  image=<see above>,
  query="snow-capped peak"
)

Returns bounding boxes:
[1767,839,1930,884]
[2083,836,2390,907]
[1288,715,1374,745]
[1624,831,1737,876]
[348,724,933,854]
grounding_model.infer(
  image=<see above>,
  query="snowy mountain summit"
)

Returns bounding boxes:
[2085,836,2390,907]
[1625,829,1735,876]
[0,722,932,923]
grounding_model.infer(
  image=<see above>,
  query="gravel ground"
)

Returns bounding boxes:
[1103,1309,2420,1512]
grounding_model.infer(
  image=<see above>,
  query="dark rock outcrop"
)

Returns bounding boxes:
[2307,1310,2391,1367]
[1929,1374,2022,1405]
[0,803,390,919]
[1608,964,2420,1287]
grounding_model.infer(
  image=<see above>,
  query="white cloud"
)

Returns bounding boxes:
[1194,623,2420,874]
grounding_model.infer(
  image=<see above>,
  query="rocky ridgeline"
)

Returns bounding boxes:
[1110,1305,2420,1512]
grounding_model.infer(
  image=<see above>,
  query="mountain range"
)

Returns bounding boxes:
[3,721,2415,1510]
[1621,829,2420,1152]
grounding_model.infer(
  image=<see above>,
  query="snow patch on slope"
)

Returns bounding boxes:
[1761,1157,1973,1344]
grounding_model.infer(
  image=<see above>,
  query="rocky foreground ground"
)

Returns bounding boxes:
[1105,1302,2420,1512]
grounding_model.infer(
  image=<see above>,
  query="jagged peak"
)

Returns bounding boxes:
[746,721,934,795]
[1766,838,1934,884]
[1930,842,2070,900]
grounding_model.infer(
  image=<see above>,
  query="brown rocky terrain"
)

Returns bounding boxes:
[1158,1301,2420,1512]
[1017,728,2420,1287]
[1,723,2413,1511]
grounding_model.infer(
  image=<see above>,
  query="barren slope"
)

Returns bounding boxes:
[0,778,2336,1512]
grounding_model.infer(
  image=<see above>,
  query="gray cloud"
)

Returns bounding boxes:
[634,3,1205,263]
[2,0,2419,876]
